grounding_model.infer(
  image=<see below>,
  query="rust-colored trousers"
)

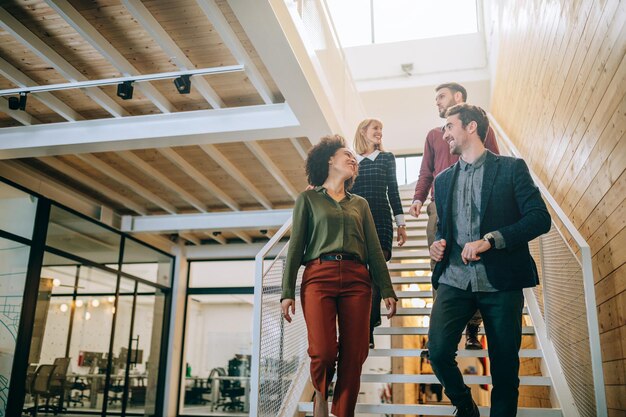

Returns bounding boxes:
[301,259,372,417]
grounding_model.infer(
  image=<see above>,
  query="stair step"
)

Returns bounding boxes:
[406,229,428,237]
[391,276,431,284]
[394,290,433,298]
[387,262,431,271]
[368,348,543,358]
[373,326,535,335]
[390,249,430,259]
[392,307,529,316]
[359,374,551,385]
[394,239,428,248]
[298,403,562,416]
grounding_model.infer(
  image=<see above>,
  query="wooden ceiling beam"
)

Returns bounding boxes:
[0,56,84,122]
[121,0,225,109]
[44,0,175,114]
[179,232,201,246]
[0,103,300,159]
[233,231,253,244]
[203,231,227,245]
[0,7,127,118]
[157,148,240,211]
[75,153,177,214]
[290,137,308,160]
[196,0,274,104]
[199,144,273,209]
[117,150,208,213]
[0,98,40,126]
[38,156,148,215]
[244,141,298,200]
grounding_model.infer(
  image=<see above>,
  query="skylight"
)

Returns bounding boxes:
[326,0,479,48]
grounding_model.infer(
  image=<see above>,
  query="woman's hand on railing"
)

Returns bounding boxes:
[384,298,397,319]
[281,299,296,323]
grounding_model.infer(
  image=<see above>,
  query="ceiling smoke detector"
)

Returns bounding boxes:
[401,63,414,76]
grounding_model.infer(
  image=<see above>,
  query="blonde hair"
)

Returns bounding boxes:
[353,119,384,155]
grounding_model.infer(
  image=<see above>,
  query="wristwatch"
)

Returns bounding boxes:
[483,233,496,249]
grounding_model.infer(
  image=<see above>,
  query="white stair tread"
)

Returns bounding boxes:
[391,276,432,284]
[359,374,551,385]
[392,307,529,315]
[390,250,430,258]
[374,326,535,335]
[368,348,543,358]
[298,403,562,416]
[394,290,433,298]
[387,262,431,271]
[396,240,428,248]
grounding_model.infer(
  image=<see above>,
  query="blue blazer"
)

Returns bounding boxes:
[432,151,551,291]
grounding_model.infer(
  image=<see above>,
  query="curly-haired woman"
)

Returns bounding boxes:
[351,118,407,348]
[281,135,397,417]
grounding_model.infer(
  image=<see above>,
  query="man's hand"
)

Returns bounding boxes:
[430,239,446,262]
[281,299,296,323]
[461,239,492,264]
[384,297,397,319]
[397,227,408,247]
[408,201,423,218]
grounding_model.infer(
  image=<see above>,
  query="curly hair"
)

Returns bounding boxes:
[306,134,356,190]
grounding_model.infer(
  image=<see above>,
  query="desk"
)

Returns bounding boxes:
[210,376,250,412]
[68,373,146,409]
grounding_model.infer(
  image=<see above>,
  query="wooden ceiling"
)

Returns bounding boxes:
[0,0,311,248]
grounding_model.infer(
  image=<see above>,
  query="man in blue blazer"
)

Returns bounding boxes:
[428,104,551,417]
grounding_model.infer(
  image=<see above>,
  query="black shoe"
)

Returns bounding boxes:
[454,398,480,417]
[465,324,482,350]
[369,331,375,349]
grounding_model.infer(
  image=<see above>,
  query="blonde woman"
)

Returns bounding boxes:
[351,119,407,348]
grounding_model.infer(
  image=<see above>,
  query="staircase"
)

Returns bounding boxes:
[297,185,563,416]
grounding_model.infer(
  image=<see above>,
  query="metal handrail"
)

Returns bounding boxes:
[488,113,607,417]
[250,218,293,416]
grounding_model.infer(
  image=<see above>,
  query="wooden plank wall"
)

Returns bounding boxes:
[490,0,625,414]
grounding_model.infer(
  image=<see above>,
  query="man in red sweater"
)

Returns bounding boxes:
[408,82,500,350]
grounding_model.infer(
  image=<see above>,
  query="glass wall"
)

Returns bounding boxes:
[180,261,254,416]
[0,238,30,417]
[0,181,37,417]
[0,178,174,417]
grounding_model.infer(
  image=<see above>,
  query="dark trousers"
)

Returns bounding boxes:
[427,283,524,417]
[301,259,372,417]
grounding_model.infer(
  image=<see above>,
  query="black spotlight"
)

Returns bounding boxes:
[8,92,28,111]
[116,81,134,100]
[173,74,191,94]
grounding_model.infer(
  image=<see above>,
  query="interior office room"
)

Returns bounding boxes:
[0,0,624,416]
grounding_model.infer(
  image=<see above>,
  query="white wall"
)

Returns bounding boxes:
[185,301,253,378]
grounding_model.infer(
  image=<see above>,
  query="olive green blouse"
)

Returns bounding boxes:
[281,187,396,301]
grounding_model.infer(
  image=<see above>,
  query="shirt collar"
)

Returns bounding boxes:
[314,185,353,199]
[459,150,488,171]
[356,149,380,162]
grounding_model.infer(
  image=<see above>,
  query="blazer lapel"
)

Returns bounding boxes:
[444,163,460,237]
[480,152,499,222]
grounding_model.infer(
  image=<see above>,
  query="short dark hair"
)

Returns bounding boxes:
[435,82,467,102]
[445,103,489,142]
[306,134,356,189]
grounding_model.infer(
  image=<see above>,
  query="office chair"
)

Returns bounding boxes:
[24,359,69,417]
[67,376,89,407]
[215,366,245,412]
